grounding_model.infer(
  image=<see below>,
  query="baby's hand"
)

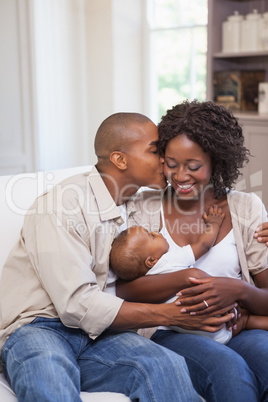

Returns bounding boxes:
[203,205,225,228]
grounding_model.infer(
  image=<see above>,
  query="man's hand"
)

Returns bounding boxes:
[254,221,268,246]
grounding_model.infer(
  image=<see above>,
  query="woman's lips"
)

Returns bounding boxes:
[174,183,195,194]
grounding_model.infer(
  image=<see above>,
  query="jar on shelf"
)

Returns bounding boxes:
[258,82,268,114]
[241,9,262,52]
[260,12,268,50]
[222,11,243,53]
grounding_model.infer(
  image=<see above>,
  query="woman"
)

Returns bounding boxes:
[117,100,268,401]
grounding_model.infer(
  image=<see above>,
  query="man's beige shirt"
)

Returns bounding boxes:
[0,166,159,356]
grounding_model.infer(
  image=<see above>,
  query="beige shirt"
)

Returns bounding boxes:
[0,166,143,356]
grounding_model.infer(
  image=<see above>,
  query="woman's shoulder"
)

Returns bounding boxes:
[227,190,267,227]
[227,190,264,208]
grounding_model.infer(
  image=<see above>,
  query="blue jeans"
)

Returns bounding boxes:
[2,318,202,402]
[152,329,260,402]
[227,329,268,401]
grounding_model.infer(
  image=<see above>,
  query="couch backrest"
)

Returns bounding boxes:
[0,166,92,278]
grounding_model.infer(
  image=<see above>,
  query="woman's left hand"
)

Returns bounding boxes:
[175,276,241,315]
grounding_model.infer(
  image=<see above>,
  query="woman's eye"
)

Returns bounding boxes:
[166,163,177,169]
[188,165,202,171]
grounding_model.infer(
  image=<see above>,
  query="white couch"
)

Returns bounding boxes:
[0,166,131,402]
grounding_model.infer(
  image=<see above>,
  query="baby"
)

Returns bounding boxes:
[110,205,268,343]
[110,205,225,281]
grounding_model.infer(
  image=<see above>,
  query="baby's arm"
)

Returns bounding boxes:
[191,205,225,260]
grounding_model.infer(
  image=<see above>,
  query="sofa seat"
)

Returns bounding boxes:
[0,166,131,401]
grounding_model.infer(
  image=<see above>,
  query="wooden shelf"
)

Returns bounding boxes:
[214,51,268,58]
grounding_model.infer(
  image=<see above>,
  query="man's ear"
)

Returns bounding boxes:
[110,151,128,170]
[145,256,159,269]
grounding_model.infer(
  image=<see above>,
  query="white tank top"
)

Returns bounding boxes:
[160,205,241,279]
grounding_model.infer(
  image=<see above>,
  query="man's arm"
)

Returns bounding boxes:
[109,299,236,333]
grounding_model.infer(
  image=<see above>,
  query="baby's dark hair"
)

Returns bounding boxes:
[157,100,250,198]
[110,228,146,281]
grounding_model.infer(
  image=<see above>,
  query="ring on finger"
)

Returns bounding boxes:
[203,300,209,308]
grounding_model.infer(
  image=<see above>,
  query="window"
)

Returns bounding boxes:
[146,0,208,122]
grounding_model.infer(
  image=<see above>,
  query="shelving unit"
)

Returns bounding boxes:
[207,0,268,206]
[207,0,268,100]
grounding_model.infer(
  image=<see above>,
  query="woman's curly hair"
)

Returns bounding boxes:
[157,100,250,198]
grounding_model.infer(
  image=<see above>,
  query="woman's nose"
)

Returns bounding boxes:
[174,167,189,182]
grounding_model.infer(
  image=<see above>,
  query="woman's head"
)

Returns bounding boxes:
[157,100,250,198]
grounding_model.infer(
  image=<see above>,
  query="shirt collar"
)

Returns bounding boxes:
[87,166,137,225]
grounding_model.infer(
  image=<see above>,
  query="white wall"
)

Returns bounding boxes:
[0,0,145,174]
[0,0,36,174]
[86,0,145,166]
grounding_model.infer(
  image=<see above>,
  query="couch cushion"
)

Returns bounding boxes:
[0,372,130,401]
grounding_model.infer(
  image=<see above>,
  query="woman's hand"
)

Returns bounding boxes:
[175,276,242,315]
[254,220,268,246]
[169,299,236,332]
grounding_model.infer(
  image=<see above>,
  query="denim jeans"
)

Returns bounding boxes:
[227,329,268,401]
[2,318,202,402]
[152,329,260,402]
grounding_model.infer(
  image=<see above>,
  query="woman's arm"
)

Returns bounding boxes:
[116,267,209,303]
[174,268,268,316]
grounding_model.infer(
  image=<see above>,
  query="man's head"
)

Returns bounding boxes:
[110,225,169,281]
[94,113,167,196]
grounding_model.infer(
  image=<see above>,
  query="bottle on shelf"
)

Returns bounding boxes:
[241,9,262,52]
[222,11,243,53]
[260,12,268,51]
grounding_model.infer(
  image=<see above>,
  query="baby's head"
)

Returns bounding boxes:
[110,225,169,281]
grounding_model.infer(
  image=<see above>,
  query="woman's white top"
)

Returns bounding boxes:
[146,204,242,344]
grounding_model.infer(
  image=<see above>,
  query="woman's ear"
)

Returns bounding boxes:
[110,151,128,170]
[145,256,158,269]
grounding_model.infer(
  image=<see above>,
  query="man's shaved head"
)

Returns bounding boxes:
[94,112,153,161]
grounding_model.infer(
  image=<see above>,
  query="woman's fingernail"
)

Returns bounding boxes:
[176,292,182,297]
[180,308,186,313]
[190,312,196,316]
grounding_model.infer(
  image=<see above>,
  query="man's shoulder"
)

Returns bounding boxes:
[131,188,162,211]
[133,188,163,202]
